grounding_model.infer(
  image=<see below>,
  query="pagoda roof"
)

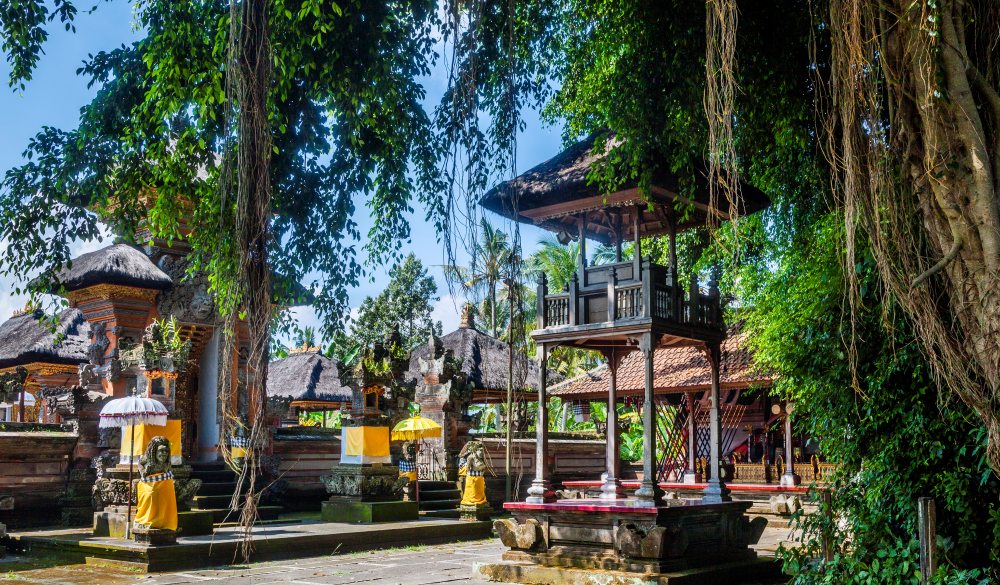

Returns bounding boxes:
[267,351,352,404]
[0,308,91,370]
[480,134,771,244]
[48,244,172,293]
[548,328,772,401]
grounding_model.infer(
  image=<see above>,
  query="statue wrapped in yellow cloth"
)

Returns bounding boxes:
[459,439,488,507]
[134,436,178,532]
[398,441,418,483]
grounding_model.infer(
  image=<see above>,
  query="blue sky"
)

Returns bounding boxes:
[0,4,564,340]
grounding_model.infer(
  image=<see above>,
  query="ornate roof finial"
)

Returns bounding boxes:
[289,342,320,355]
[459,303,475,330]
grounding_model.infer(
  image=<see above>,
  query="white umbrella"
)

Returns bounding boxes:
[98,394,169,538]
[99,396,168,428]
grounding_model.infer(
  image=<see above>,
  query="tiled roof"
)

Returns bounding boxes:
[549,331,771,399]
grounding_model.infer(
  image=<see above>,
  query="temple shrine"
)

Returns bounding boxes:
[479,134,777,576]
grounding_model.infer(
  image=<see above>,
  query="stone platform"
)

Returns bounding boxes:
[321,499,419,523]
[498,499,767,574]
[474,557,783,585]
[6,517,492,572]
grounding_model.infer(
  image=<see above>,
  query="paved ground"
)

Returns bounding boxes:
[1,526,798,584]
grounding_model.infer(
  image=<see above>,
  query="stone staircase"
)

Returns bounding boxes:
[413,480,461,518]
[190,461,282,525]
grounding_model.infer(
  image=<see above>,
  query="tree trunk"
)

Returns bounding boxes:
[825,0,1000,473]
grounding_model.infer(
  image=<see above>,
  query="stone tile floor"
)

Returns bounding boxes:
[0,526,798,584]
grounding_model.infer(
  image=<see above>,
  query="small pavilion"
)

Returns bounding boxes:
[267,348,353,426]
[0,307,91,423]
[481,134,773,573]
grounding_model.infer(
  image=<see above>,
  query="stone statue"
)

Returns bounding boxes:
[458,438,490,519]
[139,436,172,480]
[133,436,178,537]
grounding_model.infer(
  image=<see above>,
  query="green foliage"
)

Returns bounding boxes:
[350,254,442,351]
[119,316,192,371]
[298,410,341,429]
[0,0,442,337]
[737,214,1000,583]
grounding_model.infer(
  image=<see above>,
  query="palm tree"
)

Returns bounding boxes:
[528,237,579,291]
[444,218,512,337]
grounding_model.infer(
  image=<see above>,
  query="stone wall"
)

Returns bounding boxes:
[479,436,606,507]
[0,429,78,529]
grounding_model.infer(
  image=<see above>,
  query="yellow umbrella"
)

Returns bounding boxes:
[391,415,442,441]
[391,415,442,505]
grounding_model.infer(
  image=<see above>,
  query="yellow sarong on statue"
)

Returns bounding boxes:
[400,470,417,482]
[134,476,178,531]
[461,474,487,506]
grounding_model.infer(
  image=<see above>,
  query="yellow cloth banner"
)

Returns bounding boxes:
[399,470,417,483]
[122,421,182,457]
[461,475,488,506]
[134,479,178,531]
[345,426,390,457]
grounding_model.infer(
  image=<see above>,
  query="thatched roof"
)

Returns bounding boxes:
[48,244,172,292]
[480,134,771,243]
[266,351,352,404]
[549,328,772,401]
[0,308,91,369]
[407,322,552,398]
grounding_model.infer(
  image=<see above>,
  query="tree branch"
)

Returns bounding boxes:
[911,235,963,288]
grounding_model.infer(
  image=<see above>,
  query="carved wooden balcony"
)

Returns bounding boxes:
[533,259,724,349]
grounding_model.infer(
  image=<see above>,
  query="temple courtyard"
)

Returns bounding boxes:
[1,526,796,585]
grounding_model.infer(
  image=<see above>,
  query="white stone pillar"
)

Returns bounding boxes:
[197,328,221,462]
[526,344,554,503]
[702,342,731,503]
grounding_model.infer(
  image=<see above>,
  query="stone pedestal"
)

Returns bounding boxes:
[93,506,213,538]
[320,463,416,523]
[459,503,492,522]
[496,499,766,574]
[131,525,177,546]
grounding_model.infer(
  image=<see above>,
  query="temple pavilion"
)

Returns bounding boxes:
[480,134,774,573]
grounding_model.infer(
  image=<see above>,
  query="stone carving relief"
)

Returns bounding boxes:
[156,255,216,324]
[494,518,544,551]
[615,523,679,559]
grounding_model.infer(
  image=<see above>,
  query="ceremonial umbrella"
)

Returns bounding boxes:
[391,415,442,505]
[99,394,169,538]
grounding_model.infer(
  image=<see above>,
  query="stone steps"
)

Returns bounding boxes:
[199,505,283,524]
[188,461,282,525]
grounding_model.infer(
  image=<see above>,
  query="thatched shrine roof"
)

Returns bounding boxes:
[549,328,771,401]
[480,134,772,244]
[0,308,91,369]
[48,244,172,292]
[267,351,352,406]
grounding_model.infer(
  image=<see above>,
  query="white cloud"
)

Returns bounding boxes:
[432,293,465,333]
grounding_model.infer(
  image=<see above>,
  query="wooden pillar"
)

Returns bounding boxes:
[918,497,936,584]
[632,205,642,280]
[634,334,663,505]
[578,213,587,274]
[702,342,731,503]
[667,216,678,279]
[780,402,801,486]
[614,210,623,263]
[601,349,624,499]
[684,392,700,483]
[526,344,554,503]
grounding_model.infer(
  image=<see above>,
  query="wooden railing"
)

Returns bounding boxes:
[615,284,643,319]
[535,259,723,331]
[544,294,570,326]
